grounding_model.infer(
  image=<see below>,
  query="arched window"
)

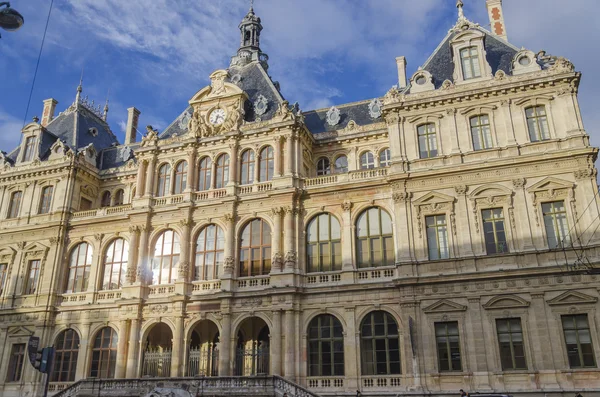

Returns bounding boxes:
[156,164,172,197]
[334,155,348,174]
[39,186,54,214]
[526,105,550,142]
[360,152,375,169]
[198,157,212,191]
[379,148,391,167]
[65,243,93,293]
[360,311,400,375]
[90,327,117,379]
[152,230,180,285]
[306,214,341,273]
[100,191,111,208]
[174,161,188,194]
[215,154,229,189]
[259,146,274,182]
[356,207,394,268]
[102,238,129,290]
[308,315,344,376]
[113,189,124,206]
[52,329,80,382]
[7,191,22,219]
[239,219,271,277]
[316,158,331,176]
[470,115,492,150]
[240,150,255,185]
[195,225,225,281]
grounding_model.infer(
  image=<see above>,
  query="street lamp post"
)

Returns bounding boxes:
[0,2,24,37]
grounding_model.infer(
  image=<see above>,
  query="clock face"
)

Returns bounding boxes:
[209,108,226,126]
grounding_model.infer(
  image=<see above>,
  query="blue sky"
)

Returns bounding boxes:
[0,0,598,152]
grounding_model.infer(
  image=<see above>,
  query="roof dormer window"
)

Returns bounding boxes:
[22,136,36,162]
[460,46,481,80]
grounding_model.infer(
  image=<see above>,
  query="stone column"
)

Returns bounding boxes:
[341,201,354,270]
[392,190,413,264]
[271,207,283,272]
[115,319,129,378]
[271,310,282,375]
[512,178,535,251]
[454,185,474,257]
[135,160,147,198]
[344,307,359,391]
[283,207,296,270]
[254,151,261,183]
[295,136,303,177]
[218,313,232,376]
[171,315,184,376]
[228,142,238,187]
[447,108,461,154]
[273,136,283,177]
[178,219,192,282]
[144,157,156,197]
[186,149,197,192]
[75,321,91,379]
[386,111,402,161]
[284,309,296,379]
[284,134,294,176]
[222,213,236,279]
[87,235,104,293]
[501,100,518,145]
[137,225,150,284]
[126,226,140,285]
[126,318,141,378]
[466,297,491,390]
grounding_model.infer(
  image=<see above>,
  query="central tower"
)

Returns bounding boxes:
[230,4,269,69]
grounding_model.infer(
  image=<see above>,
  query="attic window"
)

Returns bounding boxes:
[88,127,98,137]
[415,75,427,85]
[460,46,482,80]
[22,136,36,162]
[518,56,531,66]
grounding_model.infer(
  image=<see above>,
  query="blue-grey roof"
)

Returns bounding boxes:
[99,143,138,170]
[303,100,383,135]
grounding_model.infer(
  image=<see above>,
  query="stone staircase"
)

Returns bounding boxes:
[51,376,320,397]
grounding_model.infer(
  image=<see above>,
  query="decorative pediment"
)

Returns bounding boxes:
[413,191,455,207]
[483,295,530,310]
[23,242,49,259]
[512,49,541,75]
[76,143,98,167]
[21,122,42,135]
[423,299,467,314]
[409,69,435,94]
[48,139,72,160]
[189,70,246,104]
[8,326,34,337]
[548,290,598,306]
[81,184,98,198]
[0,247,16,263]
[527,177,574,193]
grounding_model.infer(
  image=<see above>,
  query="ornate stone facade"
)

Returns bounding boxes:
[0,2,599,397]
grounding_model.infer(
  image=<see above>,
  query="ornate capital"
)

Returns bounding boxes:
[179,218,192,227]
[178,261,190,280]
[384,110,400,125]
[284,250,297,269]
[445,107,457,116]
[223,256,235,273]
[223,213,235,223]
[94,233,104,242]
[574,168,596,181]
[272,252,283,271]
[271,207,283,216]
[341,200,353,212]
[454,185,467,195]
[392,191,411,203]
[129,225,141,234]
[512,178,526,189]
[16,242,26,250]
[49,237,62,246]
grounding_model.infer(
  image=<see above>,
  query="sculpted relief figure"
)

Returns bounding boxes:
[187,110,209,138]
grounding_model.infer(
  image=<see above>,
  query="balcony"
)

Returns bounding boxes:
[191,280,222,295]
[236,275,271,290]
[148,284,175,297]
[237,181,273,195]
[304,168,388,189]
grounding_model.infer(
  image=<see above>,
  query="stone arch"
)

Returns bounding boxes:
[355,305,403,330]
[140,318,176,343]
[302,308,348,334]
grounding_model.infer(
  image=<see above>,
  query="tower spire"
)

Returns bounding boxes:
[75,68,83,107]
[230,2,269,69]
[457,0,465,19]
[103,89,110,121]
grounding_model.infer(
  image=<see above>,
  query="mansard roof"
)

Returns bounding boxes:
[303,99,383,135]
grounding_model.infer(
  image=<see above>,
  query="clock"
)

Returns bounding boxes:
[209,108,226,126]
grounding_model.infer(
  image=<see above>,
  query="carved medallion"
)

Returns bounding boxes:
[368,98,383,119]
[253,95,269,118]
[326,106,341,126]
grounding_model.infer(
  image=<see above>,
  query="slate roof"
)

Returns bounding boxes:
[303,99,383,135]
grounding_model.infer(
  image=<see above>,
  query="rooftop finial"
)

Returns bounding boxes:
[250,0,254,12]
[457,0,465,19]
[75,67,84,106]
[103,89,110,121]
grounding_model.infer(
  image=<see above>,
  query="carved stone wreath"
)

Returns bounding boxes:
[326,106,341,126]
[178,110,192,130]
[253,95,269,119]
[368,98,383,119]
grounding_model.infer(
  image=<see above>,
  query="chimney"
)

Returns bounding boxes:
[125,107,141,145]
[41,98,58,127]
[396,56,407,88]
[486,0,508,41]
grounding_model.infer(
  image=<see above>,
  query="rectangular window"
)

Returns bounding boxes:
[7,191,22,219]
[470,115,492,150]
[526,106,550,142]
[23,136,36,162]
[0,263,7,296]
[435,322,462,371]
[6,344,26,382]
[542,201,570,249]
[482,208,508,254]
[426,215,449,260]
[496,318,527,370]
[24,259,41,295]
[39,186,54,214]
[418,123,438,159]
[79,197,93,211]
[460,46,482,80]
[562,314,596,368]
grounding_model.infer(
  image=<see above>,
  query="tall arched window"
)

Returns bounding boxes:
[198,157,212,191]
[360,152,375,169]
[174,161,188,194]
[52,329,80,382]
[259,146,274,182]
[156,164,172,197]
[65,243,93,293]
[360,311,401,375]
[195,225,225,281]
[306,214,341,273]
[334,155,348,174]
[100,191,111,208]
[7,190,22,219]
[240,150,255,185]
[356,207,394,268]
[215,154,229,189]
[102,238,129,290]
[239,219,271,277]
[308,315,344,376]
[90,327,117,379]
[316,158,331,176]
[379,148,391,167]
[152,230,180,285]
[113,189,124,206]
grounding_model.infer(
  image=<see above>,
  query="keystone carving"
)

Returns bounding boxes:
[512,178,526,189]
[341,200,353,212]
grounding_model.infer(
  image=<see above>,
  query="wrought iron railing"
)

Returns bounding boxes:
[142,349,172,377]
[235,347,269,376]
[187,346,218,377]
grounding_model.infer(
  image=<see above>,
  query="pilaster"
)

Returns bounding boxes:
[218,312,232,376]
[271,310,282,375]
[126,318,141,378]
